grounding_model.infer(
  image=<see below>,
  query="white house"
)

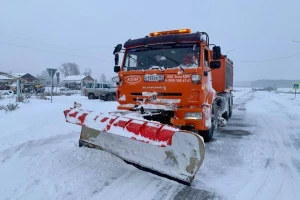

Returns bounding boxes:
[0,75,13,85]
[62,75,94,89]
[62,75,94,83]
[0,75,13,90]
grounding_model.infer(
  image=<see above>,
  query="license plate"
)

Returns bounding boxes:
[144,75,164,82]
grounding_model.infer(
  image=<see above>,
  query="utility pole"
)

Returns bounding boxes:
[51,71,53,103]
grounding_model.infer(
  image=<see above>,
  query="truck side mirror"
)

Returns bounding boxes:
[113,44,122,54]
[213,46,221,60]
[210,61,221,69]
[114,66,120,73]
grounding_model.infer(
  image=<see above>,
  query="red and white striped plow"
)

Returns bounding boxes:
[63,105,205,185]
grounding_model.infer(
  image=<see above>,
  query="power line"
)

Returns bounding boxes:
[237,53,300,63]
[0,32,110,57]
[0,41,112,62]
[0,32,80,51]
[4,32,299,63]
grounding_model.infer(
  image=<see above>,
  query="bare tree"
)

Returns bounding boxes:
[83,68,92,76]
[106,77,114,85]
[59,63,80,77]
[100,74,106,83]
[36,70,51,84]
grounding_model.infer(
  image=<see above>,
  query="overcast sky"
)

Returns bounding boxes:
[0,0,299,81]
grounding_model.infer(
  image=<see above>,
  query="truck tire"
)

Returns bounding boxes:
[88,93,95,99]
[198,103,217,142]
[106,94,116,101]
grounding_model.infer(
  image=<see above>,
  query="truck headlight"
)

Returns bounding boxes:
[192,74,201,84]
[185,112,202,120]
[112,76,121,82]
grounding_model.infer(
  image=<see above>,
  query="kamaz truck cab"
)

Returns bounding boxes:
[112,28,224,141]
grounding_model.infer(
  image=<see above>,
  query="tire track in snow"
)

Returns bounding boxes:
[173,91,256,200]
[173,187,219,200]
[270,99,300,185]
[89,171,183,200]
[234,92,300,200]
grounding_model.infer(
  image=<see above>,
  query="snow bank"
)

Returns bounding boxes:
[0,95,188,199]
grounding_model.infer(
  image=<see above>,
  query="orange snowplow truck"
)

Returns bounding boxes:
[112,29,233,142]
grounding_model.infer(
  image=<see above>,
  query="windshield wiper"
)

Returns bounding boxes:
[163,56,185,72]
[128,55,144,66]
[146,56,164,71]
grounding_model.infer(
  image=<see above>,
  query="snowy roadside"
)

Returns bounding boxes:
[1,89,299,200]
[0,95,183,200]
[0,95,120,152]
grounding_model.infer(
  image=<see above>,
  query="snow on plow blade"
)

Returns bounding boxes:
[63,107,205,185]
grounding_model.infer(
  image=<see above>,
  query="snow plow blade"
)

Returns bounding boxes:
[63,106,205,185]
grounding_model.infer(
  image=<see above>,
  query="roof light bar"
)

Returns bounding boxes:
[149,29,191,37]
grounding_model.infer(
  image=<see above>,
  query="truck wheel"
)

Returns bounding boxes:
[88,93,95,99]
[199,103,217,142]
[106,94,116,101]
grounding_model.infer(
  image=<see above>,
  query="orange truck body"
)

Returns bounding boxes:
[211,54,234,93]
[112,29,233,141]
[116,68,214,131]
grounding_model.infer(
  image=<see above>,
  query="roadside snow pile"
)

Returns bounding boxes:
[0,98,20,118]
[0,102,19,112]
[0,95,183,200]
[0,132,135,200]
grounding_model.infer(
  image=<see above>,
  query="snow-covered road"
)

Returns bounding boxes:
[194,90,300,200]
[0,89,300,200]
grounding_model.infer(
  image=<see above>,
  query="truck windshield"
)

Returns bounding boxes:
[123,43,200,71]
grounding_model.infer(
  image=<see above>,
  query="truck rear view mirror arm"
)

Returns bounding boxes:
[114,53,119,66]
[113,44,122,69]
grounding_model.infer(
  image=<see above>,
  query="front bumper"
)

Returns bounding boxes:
[171,106,211,130]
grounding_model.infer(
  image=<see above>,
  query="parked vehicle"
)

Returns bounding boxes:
[84,82,116,100]
[60,87,70,91]
[22,84,45,93]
